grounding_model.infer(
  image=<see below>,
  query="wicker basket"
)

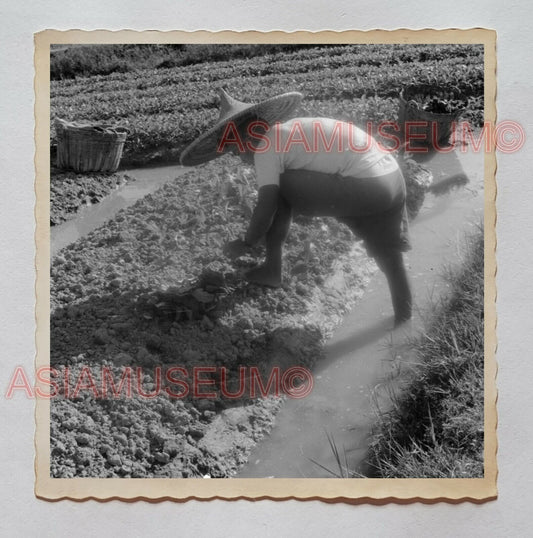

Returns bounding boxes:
[398,84,463,149]
[55,118,128,173]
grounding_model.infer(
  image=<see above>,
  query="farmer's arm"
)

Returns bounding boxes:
[245,184,280,246]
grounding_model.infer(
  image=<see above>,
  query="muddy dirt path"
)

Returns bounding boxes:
[51,164,188,256]
[237,148,484,478]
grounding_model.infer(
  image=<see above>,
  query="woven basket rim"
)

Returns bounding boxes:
[54,118,129,138]
[400,105,462,121]
[400,83,464,98]
[399,84,464,119]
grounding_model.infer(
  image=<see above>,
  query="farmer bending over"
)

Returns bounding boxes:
[180,89,412,324]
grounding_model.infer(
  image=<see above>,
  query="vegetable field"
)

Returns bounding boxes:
[51,44,484,166]
[49,43,485,478]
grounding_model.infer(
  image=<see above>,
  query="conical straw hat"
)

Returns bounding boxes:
[180,88,303,166]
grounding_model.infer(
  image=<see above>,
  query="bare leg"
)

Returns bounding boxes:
[373,249,412,325]
[246,196,292,287]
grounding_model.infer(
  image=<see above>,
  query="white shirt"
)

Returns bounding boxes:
[253,117,398,188]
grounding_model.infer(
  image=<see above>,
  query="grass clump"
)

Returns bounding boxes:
[366,229,485,478]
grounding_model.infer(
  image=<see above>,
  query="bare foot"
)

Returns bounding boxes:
[245,265,282,288]
[394,310,412,328]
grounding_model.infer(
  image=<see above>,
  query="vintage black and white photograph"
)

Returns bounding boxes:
[35,30,496,500]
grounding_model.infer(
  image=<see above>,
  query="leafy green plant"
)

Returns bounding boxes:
[51,44,484,167]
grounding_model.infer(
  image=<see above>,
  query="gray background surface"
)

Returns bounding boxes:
[1,1,531,535]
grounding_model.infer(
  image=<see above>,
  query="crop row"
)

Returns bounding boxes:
[50,44,484,166]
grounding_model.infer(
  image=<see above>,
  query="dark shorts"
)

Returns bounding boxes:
[336,201,411,258]
[279,167,411,257]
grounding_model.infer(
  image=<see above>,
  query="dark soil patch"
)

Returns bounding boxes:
[50,155,378,478]
[50,167,135,226]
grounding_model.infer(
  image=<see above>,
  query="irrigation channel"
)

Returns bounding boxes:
[51,164,190,256]
[50,146,485,478]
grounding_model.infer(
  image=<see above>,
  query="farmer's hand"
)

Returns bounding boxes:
[223,238,251,259]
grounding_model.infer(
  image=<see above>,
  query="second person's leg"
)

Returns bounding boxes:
[338,210,412,325]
